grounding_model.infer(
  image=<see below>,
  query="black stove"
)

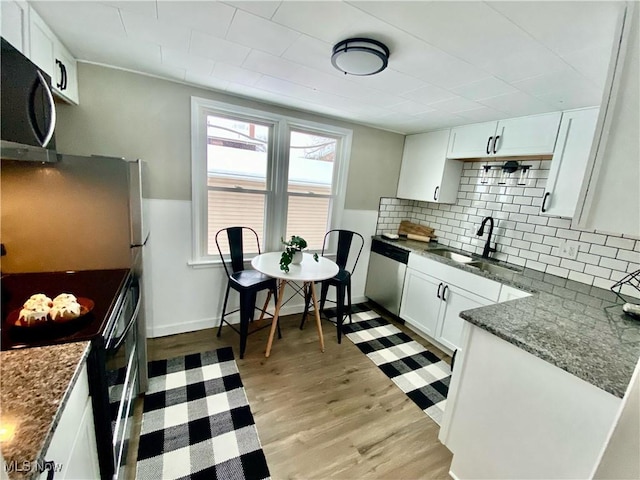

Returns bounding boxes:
[1,269,130,350]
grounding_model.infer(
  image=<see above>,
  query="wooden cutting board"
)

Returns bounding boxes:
[398,220,435,237]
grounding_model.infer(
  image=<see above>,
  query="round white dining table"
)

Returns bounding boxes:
[251,251,339,357]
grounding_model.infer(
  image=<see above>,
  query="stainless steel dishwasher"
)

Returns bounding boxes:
[364,238,409,316]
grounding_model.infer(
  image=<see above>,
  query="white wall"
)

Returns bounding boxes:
[146,198,378,338]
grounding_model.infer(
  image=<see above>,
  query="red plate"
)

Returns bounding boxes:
[10,297,94,328]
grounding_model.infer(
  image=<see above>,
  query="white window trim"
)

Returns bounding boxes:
[190,96,352,266]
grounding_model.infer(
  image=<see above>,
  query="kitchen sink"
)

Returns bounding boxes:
[428,248,523,277]
[467,261,522,276]
[428,249,475,264]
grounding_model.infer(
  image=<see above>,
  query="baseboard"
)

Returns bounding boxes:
[147,297,372,338]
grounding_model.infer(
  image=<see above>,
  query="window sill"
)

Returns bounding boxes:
[187,259,224,269]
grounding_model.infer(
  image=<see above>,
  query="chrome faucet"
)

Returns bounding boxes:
[477,216,497,258]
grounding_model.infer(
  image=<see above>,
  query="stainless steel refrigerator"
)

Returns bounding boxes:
[0,155,150,390]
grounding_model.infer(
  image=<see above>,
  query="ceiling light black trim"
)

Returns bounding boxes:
[331,37,390,76]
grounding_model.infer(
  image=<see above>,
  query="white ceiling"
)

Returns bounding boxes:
[31,1,624,134]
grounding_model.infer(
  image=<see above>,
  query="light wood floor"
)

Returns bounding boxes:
[128,304,453,479]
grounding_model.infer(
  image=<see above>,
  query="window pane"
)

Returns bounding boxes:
[286,196,330,250]
[288,131,335,195]
[208,190,265,256]
[207,115,270,190]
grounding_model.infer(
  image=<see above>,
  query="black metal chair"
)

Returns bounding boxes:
[299,229,364,343]
[215,226,279,359]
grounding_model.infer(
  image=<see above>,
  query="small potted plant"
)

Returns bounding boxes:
[280,235,318,273]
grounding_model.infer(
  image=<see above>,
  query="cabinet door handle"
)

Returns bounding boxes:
[434,186,439,201]
[442,285,449,302]
[55,59,64,89]
[541,192,550,213]
[437,282,443,299]
[493,135,500,154]
[61,63,67,90]
[486,136,493,155]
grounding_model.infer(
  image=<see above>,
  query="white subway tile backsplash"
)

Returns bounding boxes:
[523,232,544,244]
[584,264,612,279]
[527,215,548,226]
[515,222,536,233]
[507,255,526,267]
[547,265,569,277]
[593,277,614,290]
[543,236,564,247]
[531,197,543,207]
[580,232,607,245]
[377,160,636,291]
[547,217,572,229]
[599,257,628,272]
[520,250,540,261]
[560,258,586,272]
[526,260,547,272]
[530,243,553,255]
[590,244,617,258]
[525,187,545,197]
[568,271,595,285]
[538,254,561,266]
[501,204,520,214]
[606,236,635,250]
[534,225,557,236]
[511,239,532,250]
[577,252,600,265]
[617,249,640,263]
[610,270,628,282]
[514,197,533,206]
[519,205,539,215]
[509,212,528,223]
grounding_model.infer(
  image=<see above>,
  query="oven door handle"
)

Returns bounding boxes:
[107,291,141,351]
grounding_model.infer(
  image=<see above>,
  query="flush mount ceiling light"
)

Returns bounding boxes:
[331,38,390,76]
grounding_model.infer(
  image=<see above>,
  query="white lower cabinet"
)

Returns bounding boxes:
[400,254,501,352]
[440,324,620,479]
[400,268,442,339]
[40,362,100,480]
[437,284,489,352]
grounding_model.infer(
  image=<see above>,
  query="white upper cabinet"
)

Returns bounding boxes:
[1,0,30,54]
[493,112,562,157]
[28,6,79,104]
[28,5,55,77]
[446,121,498,159]
[541,107,599,218]
[52,38,79,104]
[447,112,562,159]
[575,4,639,237]
[397,129,463,204]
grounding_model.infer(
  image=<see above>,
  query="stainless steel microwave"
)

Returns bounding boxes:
[1,37,58,162]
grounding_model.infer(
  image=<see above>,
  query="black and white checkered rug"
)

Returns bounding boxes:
[334,305,451,425]
[136,347,270,480]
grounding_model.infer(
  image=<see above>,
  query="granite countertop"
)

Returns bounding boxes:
[375,236,640,398]
[0,342,91,480]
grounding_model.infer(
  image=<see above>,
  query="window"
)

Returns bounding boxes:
[191,97,352,264]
